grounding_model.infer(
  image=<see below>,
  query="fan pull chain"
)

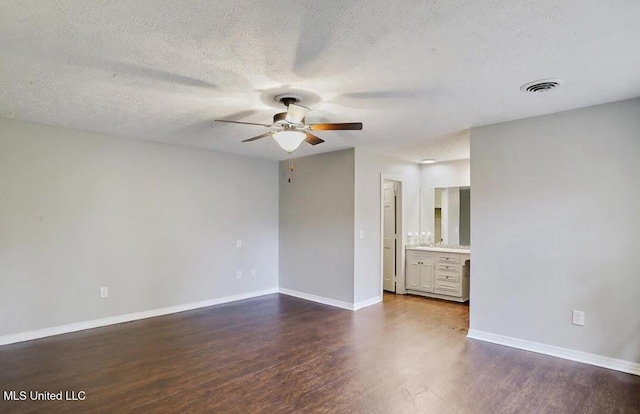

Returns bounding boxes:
[288,156,294,183]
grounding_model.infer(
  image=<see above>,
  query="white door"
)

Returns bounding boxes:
[383,181,397,292]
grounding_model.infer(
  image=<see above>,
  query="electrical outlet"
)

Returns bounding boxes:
[236,239,242,248]
[236,271,242,280]
[251,268,256,276]
[359,230,364,239]
[99,286,109,298]
[572,310,585,326]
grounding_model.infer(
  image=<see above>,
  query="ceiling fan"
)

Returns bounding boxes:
[215,93,363,154]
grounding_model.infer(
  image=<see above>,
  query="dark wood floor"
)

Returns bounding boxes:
[1,293,639,413]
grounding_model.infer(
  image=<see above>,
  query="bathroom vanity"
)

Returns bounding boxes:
[405,246,470,302]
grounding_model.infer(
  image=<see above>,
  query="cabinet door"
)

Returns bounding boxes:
[406,262,421,290]
[420,262,434,292]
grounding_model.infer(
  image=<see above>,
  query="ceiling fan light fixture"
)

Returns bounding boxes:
[272,130,306,153]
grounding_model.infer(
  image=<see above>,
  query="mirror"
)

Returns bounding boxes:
[420,186,470,246]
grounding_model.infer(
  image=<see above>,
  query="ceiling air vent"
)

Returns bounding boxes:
[520,79,564,93]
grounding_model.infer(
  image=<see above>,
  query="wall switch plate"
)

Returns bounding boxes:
[251,268,256,276]
[236,239,242,248]
[100,286,109,298]
[572,310,585,326]
[236,271,242,280]
[359,230,364,239]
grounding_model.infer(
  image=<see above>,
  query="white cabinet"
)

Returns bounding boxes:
[405,248,470,302]
[406,259,434,292]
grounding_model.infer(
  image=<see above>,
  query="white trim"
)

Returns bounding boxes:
[381,174,406,296]
[354,296,382,310]
[0,288,278,346]
[467,329,640,376]
[278,288,354,311]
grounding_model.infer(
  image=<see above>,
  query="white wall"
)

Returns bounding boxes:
[278,147,420,307]
[420,159,470,188]
[279,149,355,304]
[354,148,420,303]
[0,118,279,337]
[470,98,640,364]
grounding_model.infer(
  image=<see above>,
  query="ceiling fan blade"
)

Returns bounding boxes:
[215,119,271,127]
[304,133,325,146]
[308,122,363,131]
[241,132,273,142]
[285,103,308,123]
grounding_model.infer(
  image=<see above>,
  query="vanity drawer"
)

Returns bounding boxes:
[406,250,433,263]
[434,279,462,297]
[437,253,459,263]
[436,271,459,283]
[437,263,459,273]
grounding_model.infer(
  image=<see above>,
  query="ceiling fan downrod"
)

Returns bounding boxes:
[280,97,298,108]
[274,93,304,108]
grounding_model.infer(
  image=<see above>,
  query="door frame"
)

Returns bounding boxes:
[380,174,405,296]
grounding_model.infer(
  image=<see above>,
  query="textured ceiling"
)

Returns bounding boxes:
[1,0,639,162]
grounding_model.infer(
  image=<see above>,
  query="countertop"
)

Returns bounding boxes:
[406,246,471,254]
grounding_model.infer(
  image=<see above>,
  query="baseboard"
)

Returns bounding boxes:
[354,296,382,310]
[0,288,279,346]
[278,288,354,311]
[467,329,640,376]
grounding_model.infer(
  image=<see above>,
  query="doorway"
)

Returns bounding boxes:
[383,179,401,293]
